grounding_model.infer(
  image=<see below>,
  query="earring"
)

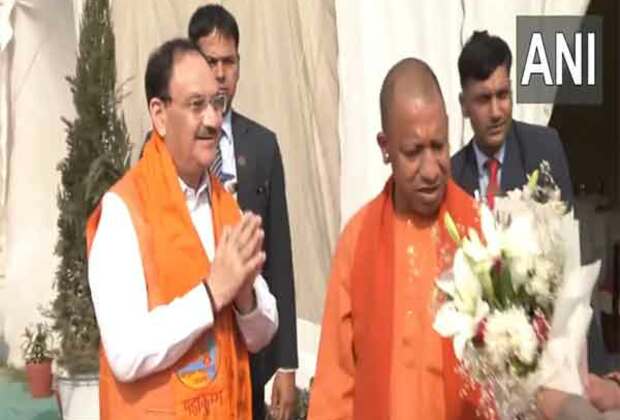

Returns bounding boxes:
[383,152,390,163]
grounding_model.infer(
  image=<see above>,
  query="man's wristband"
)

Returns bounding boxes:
[234,289,257,315]
[203,280,217,315]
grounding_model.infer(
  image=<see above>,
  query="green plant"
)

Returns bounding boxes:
[21,323,53,365]
[294,386,310,420]
[48,0,130,375]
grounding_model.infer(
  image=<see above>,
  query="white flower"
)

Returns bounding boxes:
[433,298,489,360]
[439,250,481,315]
[434,250,490,360]
[479,204,501,257]
[525,258,555,302]
[462,228,493,264]
[534,258,554,283]
[508,254,535,290]
[502,214,540,259]
[530,201,565,257]
[488,211,542,292]
[461,227,495,300]
[484,307,538,369]
[495,190,531,220]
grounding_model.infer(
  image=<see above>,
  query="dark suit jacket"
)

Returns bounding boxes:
[231,111,298,387]
[451,120,574,206]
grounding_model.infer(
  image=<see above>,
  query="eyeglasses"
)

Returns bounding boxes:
[161,93,228,116]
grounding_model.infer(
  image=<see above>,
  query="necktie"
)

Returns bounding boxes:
[485,157,500,209]
[210,137,223,182]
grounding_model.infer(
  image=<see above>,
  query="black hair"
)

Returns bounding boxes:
[144,38,200,105]
[188,4,239,48]
[458,30,512,88]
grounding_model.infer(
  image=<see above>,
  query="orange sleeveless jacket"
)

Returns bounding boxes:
[86,133,251,419]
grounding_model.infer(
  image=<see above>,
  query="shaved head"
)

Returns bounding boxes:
[379,58,445,132]
[376,57,450,217]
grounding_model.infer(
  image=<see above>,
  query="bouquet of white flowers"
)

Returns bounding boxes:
[433,161,601,419]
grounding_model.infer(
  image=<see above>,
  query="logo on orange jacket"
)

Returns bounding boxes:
[176,333,218,389]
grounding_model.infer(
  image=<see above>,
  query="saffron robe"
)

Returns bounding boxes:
[308,178,482,420]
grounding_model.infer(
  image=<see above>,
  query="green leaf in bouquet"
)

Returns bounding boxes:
[467,258,495,305]
[510,355,538,378]
[491,260,516,308]
[527,169,540,192]
[480,270,496,306]
[444,212,461,245]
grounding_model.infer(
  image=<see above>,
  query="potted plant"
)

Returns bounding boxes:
[21,323,54,398]
[47,0,130,417]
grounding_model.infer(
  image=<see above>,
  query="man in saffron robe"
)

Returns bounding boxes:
[308,58,482,420]
[87,39,278,419]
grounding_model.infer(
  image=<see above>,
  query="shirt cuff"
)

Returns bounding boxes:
[234,277,278,353]
[187,283,215,328]
[277,368,297,373]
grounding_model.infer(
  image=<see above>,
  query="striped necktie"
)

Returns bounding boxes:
[210,137,223,182]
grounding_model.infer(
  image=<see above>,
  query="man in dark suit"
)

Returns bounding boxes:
[188,5,298,420]
[451,31,574,206]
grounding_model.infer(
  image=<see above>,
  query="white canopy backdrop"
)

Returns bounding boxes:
[0,0,590,378]
[0,0,77,367]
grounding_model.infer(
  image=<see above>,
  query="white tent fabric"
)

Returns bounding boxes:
[72,0,85,41]
[337,0,590,227]
[1,0,77,366]
[0,1,16,294]
[0,0,18,210]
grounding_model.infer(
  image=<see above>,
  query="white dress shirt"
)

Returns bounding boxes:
[88,176,278,383]
[473,140,506,199]
[220,111,237,180]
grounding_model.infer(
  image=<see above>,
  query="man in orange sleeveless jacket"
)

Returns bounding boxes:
[308,58,483,420]
[86,38,278,419]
